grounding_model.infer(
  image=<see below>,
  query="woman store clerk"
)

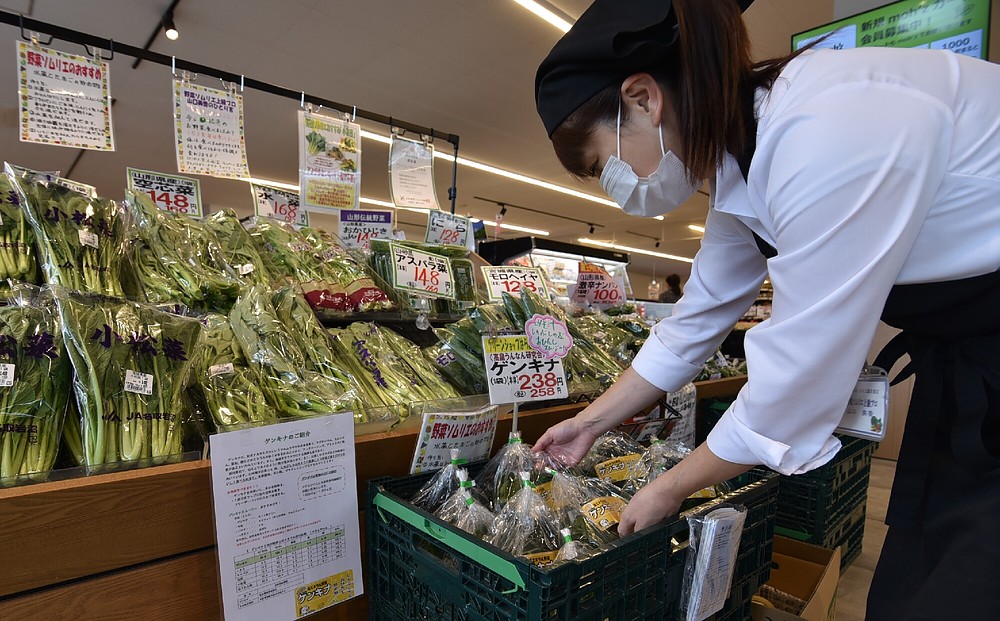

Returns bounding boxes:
[531,0,1000,618]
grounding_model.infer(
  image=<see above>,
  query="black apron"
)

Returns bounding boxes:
[735,90,1000,619]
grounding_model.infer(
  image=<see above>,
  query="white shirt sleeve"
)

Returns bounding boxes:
[631,207,767,392]
[707,82,953,474]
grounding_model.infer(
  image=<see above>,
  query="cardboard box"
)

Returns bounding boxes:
[751,537,841,621]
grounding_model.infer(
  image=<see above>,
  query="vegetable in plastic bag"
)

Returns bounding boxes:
[555,527,586,562]
[541,466,630,548]
[201,209,272,287]
[488,472,562,564]
[577,430,644,484]
[410,449,471,512]
[436,488,495,539]
[0,174,40,290]
[474,431,540,511]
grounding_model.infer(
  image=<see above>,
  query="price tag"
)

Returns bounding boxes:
[524,551,558,568]
[390,242,454,299]
[572,262,625,308]
[482,334,569,404]
[525,314,573,360]
[52,177,97,198]
[425,210,471,247]
[339,210,393,251]
[837,367,889,441]
[209,363,235,378]
[238,263,255,276]
[78,230,99,249]
[0,363,15,387]
[250,182,310,228]
[124,370,153,395]
[127,167,203,218]
[481,266,548,302]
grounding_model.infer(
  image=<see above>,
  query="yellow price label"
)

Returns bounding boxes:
[581,496,627,531]
[594,454,641,483]
[294,570,355,617]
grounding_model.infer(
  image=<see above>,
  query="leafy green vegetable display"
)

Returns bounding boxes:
[0,287,72,483]
[0,175,40,291]
[54,288,203,469]
[202,209,272,287]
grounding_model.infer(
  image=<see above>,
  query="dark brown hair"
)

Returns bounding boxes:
[551,0,812,182]
[665,273,682,295]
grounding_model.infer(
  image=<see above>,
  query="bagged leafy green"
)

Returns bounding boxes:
[578,430,645,484]
[410,449,471,512]
[436,488,495,540]
[542,467,631,547]
[422,343,487,396]
[0,174,40,291]
[488,472,562,565]
[9,167,129,297]
[53,288,203,470]
[202,209,272,286]
[474,431,545,511]
[0,286,72,484]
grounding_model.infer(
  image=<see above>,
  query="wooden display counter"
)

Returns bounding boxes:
[0,377,748,620]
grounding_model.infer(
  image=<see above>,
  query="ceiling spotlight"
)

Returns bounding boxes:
[655,241,661,248]
[588,224,595,234]
[163,13,179,40]
[499,204,508,217]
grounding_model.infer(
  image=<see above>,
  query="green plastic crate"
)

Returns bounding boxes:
[367,465,777,621]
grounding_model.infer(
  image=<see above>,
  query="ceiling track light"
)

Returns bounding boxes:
[588,224,595,234]
[162,11,179,40]
[499,204,508,217]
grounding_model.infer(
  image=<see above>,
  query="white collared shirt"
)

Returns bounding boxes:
[630,47,1000,474]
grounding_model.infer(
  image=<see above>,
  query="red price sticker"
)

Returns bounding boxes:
[127,168,203,218]
[390,242,455,299]
[482,266,548,302]
[483,334,568,404]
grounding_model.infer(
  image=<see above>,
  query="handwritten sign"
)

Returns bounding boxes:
[573,262,625,308]
[481,266,548,302]
[389,135,439,210]
[425,210,471,247]
[251,182,310,228]
[390,242,454,299]
[127,167,202,217]
[339,210,393,251]
[299,111,361,213]
[18,42,115,150]
[174,81,249,178]
[525,314,573,360]
[409,405,499,474]
[483,334,568,404]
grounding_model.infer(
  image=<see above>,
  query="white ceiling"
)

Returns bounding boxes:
[0,0,891,279]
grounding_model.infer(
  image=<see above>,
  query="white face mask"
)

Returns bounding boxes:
[599,97,700,217]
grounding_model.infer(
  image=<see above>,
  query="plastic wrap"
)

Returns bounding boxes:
[302,227,393,313]
[437,489,495,539]
[9,166,129,297]
[578,430,644,484]
[488,472,562,565]
[192,312,275,431]
[0,174,40,291]
[541,467,630,548]
[124,191,241,310]
[422,342,487,396]
[555,527,585,562]
[474,431,540,511]
[201,209,272,287]
[53,288,203,470]
[410,449,469,512]
[0,286,72,484]
[681,504,748,621]
[572,314,639,366]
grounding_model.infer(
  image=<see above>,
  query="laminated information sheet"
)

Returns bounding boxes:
[210,413,363,620]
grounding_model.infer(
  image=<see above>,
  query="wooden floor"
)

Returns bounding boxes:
[835,458,896,621]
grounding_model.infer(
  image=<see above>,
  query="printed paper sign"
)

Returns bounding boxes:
[210,413,363,621]
[251,182,310,228]
[525,314,573,360]
[425,210,471,247]
[409,405,499,474]
[483,334,568,404]
[684,508,747,621]
[0,363,14,387]
[481,266,548,302]
[17,41,115,150]
[174,80,249,179]
[389,135,440,210]
[127,167,203,218]
[299,111,361,213]
[573,262,625,308]
[339,210,393,251]
[390,242,454,299]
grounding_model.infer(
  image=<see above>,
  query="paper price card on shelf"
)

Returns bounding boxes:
[572,262,625,309]
[18,41,115,151]
[390,242,454,299]
[481,266,549,302]
[250,182,310,228]
[339,210,393,251]
[173,81,249,179]
[299,110,361,213]
[409,404,499,474]
[425,210,471,247]
[389,134,440,210]
[210,412,363,621]
[127,167,203,218]
[482,334,568,405]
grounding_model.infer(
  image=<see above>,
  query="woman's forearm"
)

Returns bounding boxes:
[577,367,666,436]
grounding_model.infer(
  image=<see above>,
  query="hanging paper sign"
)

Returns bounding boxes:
[250,182,310,228]
[173,80,249,179]
[524,314,574,360]
[481,266,548,302]
[389,135,439,210]
[483,334,569,404]
[299,111,361,213]
[409,405,499,474]
[425,210,470,247]
[127,167,203,217]
[338,210,393,251]
[573,262,626,308]
[17,42,115,151]
[390,242,454,299]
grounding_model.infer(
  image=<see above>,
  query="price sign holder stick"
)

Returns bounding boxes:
[511,401,520,434]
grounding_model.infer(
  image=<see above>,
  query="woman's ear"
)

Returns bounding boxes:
[620,73,664,127]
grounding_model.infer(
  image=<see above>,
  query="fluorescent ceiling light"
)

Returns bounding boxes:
[473,218,550,236]
[512,0,572,32]
[577,238,693,263]
[243,176,298,191]
[688,224,705,233]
